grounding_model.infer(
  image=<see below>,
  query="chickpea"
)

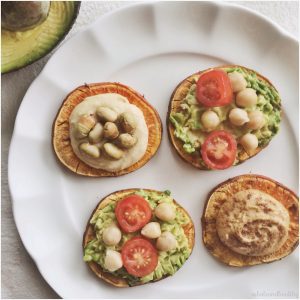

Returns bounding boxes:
[236,88,257,107]
[240,133,258,151]
[228,72,247,93]
[104,250,123,272]
[103,122,119,140]
[155,203,175,222]
[141,222,161,239]
[156,232,177,252]
[229,108,249,126]
[102,225,122,246]
[201,110,220,131]
[247,111,265,130]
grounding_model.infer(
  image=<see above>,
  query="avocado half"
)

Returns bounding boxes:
[1,1,80,74]
[52,82,162,177]
[83,189,195,287]
[167,65,281,170]
[202,174,299,266]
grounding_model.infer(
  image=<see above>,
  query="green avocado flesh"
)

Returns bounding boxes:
[1,2,78,73]
[83,190,191,286]
[169,67,281,166]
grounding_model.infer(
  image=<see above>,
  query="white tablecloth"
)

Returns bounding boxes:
[2,1,298,298]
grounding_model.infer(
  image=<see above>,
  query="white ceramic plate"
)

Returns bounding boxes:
[9,2,299,298]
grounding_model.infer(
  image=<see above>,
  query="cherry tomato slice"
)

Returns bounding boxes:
[122,237,158,277]
[201,130,237,170]
[115,195,152,233]
[196,69,233,107]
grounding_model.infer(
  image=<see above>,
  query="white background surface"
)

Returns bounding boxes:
[1,1,298,299]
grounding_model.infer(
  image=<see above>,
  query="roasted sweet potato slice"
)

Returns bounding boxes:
[167,65,281,170]
[53,82,162,177]
[83,189,195,287]
[202,174,299,266]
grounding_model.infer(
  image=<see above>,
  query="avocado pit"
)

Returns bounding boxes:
[1,1,50,31]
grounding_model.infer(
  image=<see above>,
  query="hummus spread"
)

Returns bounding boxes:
[216,189,290,256]
[69,93,148,171]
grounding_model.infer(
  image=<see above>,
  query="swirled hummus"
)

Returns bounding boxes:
[216,189,290,256]
[69,93,148,172]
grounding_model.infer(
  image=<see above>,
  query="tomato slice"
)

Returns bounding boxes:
[122,237,158,277]
[115,195,152,233]
[196,69,233,107]
[201,130,237,170]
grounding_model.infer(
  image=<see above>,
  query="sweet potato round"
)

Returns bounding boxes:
[202,174,298,266]
[167,65,281,170]
[83,189,195,287]
[53,82,162,177]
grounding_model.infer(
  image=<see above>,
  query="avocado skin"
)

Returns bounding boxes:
[1,1,81,74]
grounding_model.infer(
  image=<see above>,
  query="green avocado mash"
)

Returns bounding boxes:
[83,190,192,286]
[169,67,281,165]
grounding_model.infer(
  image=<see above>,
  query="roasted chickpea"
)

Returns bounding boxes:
[96,107,118,122]
[117,133,137,149]
[103,143,124,160]
[119,112,136,133]
[103,122,119,140]
[89,123,104,143]
[79,143,100,158]
[75,115,96,139]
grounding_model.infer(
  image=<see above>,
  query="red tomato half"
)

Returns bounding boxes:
[115,195,152,233]
[201,130,237,170]
[196,69,233,107]
[122,237,158,277]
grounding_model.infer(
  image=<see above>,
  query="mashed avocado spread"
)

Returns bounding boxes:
[83,190,191,286]
[169,67,281,165]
